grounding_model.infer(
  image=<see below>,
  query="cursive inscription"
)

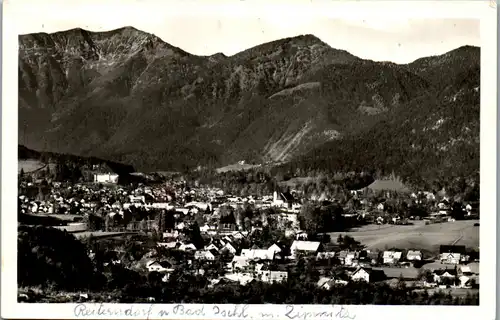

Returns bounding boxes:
[335,306,356,320]
[74,303,356,320]
[213,304,250,318]
[173,304,206,317]
[74,304,154,320]
[285,305,356,320]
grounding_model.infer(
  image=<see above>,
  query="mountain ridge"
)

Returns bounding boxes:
[18,27,480,185]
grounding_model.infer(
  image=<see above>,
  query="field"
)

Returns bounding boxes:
[328,220,480,254]
[18,160,56,174]
[73,231,138,240]
[216,163,262,173]
[18,160,45,173]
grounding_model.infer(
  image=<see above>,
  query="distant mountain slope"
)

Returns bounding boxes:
[19,27,479,183]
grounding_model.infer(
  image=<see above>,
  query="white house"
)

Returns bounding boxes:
[259,270,288,283]
[345,252,357,266]
[94,173,119,184]
[316,252,336,260]
[406,250,422,261]
[317,277,348,290]
[157,242,179,249]
[228,256,250,271]
[351,267,386,283]
[194,250,217,261]
[147,260,175,273]
[267,243,282,255]
[205,243,220,252]
[179,243,197,251]
[225,273,254,286]
[383,251,402,264]
[290,241,321,258]
[241,249,274,260]
[223,243,237,254]
[440,253,461,265]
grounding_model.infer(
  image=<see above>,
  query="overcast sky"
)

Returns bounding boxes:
[7,1,481,64]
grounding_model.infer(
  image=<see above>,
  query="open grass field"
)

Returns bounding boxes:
[216,163,262,173]
[328,220,479,254]
[73,231,138,240]
[18,160,45,173]
[18,160,56,174]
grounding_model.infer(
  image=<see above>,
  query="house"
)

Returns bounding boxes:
[147,260,175,273]
[268,243,282,255]
[440,253,461,265]
[175,222,186,230]
[241,249,274,260]
[433,268,458,284]
[223,242,237,254]
[157,241,180,249]
[228,256,250,271]
[383,251,402,265]
[439,245,467,264]
[337,251,348,265]
[345,252,358,266]
[290,241,321,258]
[179,243,197,251]
[205,243,220,252]
[225,273,255,286]
[351,267,386,283]
[316,252,336,260]
[317,277,348,290]
[232,231,246,240]
[272,191,296,209]
[94,173,119,184]
[257,265,288,283]
[162,230,180,239]
[194,249,218,261]
[406,250,422,261]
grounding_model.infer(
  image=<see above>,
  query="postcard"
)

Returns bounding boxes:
[1,0,497,319]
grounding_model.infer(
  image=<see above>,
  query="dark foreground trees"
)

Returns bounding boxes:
[18,226,104,291]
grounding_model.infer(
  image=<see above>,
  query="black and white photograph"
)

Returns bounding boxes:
[1,0,497,319]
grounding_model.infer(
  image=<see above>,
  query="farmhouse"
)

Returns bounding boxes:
[317,277,348,289]
[406,250,422,261]
[257,265,288,283]
[272,191,296,209]
[147,260,175,273]
[383,251,402,265]
[94,173,119,184]
[351,267,386,283]
[439,245,466,264]
[290,240,322,258]
[241,249,274,260]
[194,249,218,261]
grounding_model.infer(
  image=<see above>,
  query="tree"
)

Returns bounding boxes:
[187,222,204,249]
[20,168,25,177]
[450,202,465,220]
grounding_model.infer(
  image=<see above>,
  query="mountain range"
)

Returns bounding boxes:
[18,26,480,183]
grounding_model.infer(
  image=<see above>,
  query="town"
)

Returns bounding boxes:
[17,161,480,305]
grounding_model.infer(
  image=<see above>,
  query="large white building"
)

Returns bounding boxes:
[93,173,119,184]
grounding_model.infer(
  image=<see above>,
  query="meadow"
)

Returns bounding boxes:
[329,220,480,254]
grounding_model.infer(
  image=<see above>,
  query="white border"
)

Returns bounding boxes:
[2,1,497,319]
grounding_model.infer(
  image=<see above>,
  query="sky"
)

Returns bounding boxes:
[6,1,481,63]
